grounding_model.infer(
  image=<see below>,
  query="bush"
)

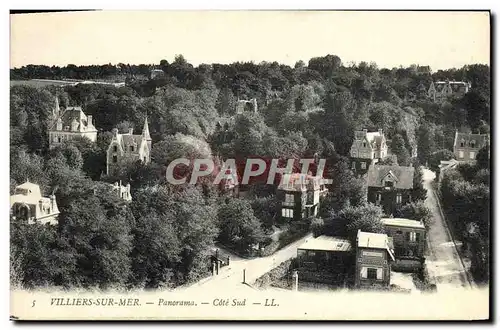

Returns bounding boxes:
[254,259,295,289]
[259,241,280,257]
[310,217,325,237]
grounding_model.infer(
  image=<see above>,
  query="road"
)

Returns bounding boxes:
[422,168,471,290]
[182,233,313,292]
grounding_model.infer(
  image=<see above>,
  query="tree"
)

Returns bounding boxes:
[428,149,455,173]
[324,204,385,242]
[417,124,436,165]
[411,166,427,202]
[476,145,490,170]
[395,201,432,228]
[217,198,265,254]
[391,134,411,166]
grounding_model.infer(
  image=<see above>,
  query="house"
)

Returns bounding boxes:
[349,129,388,175]
[277,173,327,222]
[428,80,471,102]
[106,118,152,176]
[296,235,354,284]
[111,181,132,202]
[437,158,459,188]
[355,230,395,288]
[453,131,490,162]
[366,165,415,215]
[381,218,426,259]
[48,97,98,148]
[235,98,258,114]
[10,181,59,225]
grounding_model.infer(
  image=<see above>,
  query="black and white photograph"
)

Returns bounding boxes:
[8,9,491,321]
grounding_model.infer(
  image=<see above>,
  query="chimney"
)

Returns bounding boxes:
[363,129,368,134]
[112,128,119,137]
[128,128,134,135]
[88,115,93,126]
[378,129,383,135]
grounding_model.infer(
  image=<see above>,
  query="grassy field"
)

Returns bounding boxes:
[10,80,76,88]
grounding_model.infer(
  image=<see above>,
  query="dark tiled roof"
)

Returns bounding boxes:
[453,132,490,149]
[367,165,415,189]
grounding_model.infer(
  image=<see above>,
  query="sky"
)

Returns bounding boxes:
[10,11,490,71]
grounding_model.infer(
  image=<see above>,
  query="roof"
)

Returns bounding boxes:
[357,231,390,249]
[278,173,322,192]
[366,165,415,189]
[453,131,489,149]
[353,130,385,149]
[298,236,352,252]
[381,218,425,230]
[50,106,97,132]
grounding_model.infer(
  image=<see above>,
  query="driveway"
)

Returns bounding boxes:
[422,168,471,290]
[183,233,313,292]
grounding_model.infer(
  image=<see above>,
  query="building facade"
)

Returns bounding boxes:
[349,129,388,176]
[10,181,60,225]
[366,165,415,216]
[106,118,152,176]
[235,98,258,114]
[48,97,98,148]
[277,173,327,223]
[355,230,395,288]
[453,131,490,162]
[381,218,426,259]
[428,80,471,102]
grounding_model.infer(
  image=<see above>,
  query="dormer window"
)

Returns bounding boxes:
[460,139,465,148]
[113,146,118,152]
[470,140,476,148]
[363,142,367,148]
[130,146,134,152]
[385,181,394,188]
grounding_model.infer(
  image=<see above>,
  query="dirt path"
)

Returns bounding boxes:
[422,168,471,290]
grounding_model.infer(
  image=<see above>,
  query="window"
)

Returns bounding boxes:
[367,268,377,280]
[130,146,134,152]
[396,230,403,235]
[284,194,294,206]
[352,162,356,170]
[416,233,421,242]
[460,139,465,148]
[143,157,147,162]
[396,193,402,204]
[385,181,394,188]
[375,193,381,205]
[459,151,464,159]
[308,251,316,257]
[363,142,367,148]
[361,162,366,169]
[470,152,475,159]
[113,145,118,152]
[57,136,61,143]
[408,232,417,242]
[281,208,294,218]
[112,155,117,163]
[470,140,476,148]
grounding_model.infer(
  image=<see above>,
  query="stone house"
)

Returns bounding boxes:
[48,97,98,148]
[349,129,388,175]
[277,173,327,223]
[366,165,415,215]
[106,118,152,176]
[10,181,60,225]
[428,80,471,102]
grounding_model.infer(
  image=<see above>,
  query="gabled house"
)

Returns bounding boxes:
[277,173,327,222]
[355,230,395,288]
[48,97,98,148]
[428,80,471,102]
[110,181,132,202]
[366,165,415,215]
[453,131,490,162]
[10,181,59,225]
[106,118,152,177]
[349,129,388,175]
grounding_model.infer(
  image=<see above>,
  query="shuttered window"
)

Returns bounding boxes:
[376,268,383,280]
